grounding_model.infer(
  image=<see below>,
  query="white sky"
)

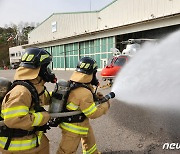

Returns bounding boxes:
[0,0,114,27]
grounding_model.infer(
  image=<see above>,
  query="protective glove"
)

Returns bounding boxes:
[48,118,62,127]
[36,123,51,133]
[34,106,46,112]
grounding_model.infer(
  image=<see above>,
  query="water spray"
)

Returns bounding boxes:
[112,30,180,112]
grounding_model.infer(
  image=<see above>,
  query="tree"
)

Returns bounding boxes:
[0,22,36,67]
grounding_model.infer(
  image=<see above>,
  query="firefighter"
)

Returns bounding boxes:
[57,57,110,154]
[0,47,57,154]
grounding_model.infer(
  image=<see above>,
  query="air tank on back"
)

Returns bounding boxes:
[0,77,12,102]
[49,79,69,113]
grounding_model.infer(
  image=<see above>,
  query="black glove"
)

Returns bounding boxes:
[36,124,51,133]
[48,118,62,127]
[52,92,63,100]
[34,106,46,112]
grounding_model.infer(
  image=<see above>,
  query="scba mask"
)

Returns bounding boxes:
[91,70,99,86]
[39,64,57,83]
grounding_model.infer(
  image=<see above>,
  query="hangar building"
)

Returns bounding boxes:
[21,0,180,70]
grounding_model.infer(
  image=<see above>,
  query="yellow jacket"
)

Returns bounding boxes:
[59,71,109,136]
[0,77,50,151]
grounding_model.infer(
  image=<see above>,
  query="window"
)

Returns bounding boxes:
[11,53,15,57]
[114,57,126,66]
[52,21,57,33]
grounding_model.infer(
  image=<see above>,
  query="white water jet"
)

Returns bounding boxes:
[112,30,180,112]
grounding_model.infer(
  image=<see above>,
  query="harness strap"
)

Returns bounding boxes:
[62,81,96,123]
[38,86,46,96]
[63,81,96,111]
[11,80,40,110]
[0,126,35,137]
[4,128,13,150]
[1,80,42,150]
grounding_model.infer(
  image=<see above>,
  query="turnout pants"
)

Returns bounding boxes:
[57,126,98,154]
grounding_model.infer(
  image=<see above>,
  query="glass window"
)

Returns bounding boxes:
[74,56,78,66]
[101,54,107,59]
[74,43,79,55]
[108,37,114,51]
[44,47,51,53]
[70,56,74,68]
[101,38,107,52]
[53,57,57,68]
[65,45,70,56]
[95,54,100,67]
[90,40,94,54]
[52,47,56,57]
[66,56,69,68]
[69,44,73,55]
[58,46,64,56]
[107,57,114,65]
[114,57,127,66]
[80,42,85,55]
[108,53,113,58]
[57,57,61,68]
[60,57,65,68]
[85,41,89,54]
[94,39,100,53]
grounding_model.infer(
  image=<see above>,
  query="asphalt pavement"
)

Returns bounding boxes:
[1,70,180,154]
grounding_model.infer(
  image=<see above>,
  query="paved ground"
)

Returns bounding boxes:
[1,70,180,154]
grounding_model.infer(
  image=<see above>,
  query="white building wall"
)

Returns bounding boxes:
[98,0,180,30]
[29,12,98,44]
[9,46,25,66]
[28,0,180,46]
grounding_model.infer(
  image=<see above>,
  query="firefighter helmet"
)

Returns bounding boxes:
[19,47,56,83]
[20,47,52,69]
[76,57,98,75]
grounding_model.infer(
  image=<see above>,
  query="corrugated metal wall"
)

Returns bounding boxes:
[29,12,98,44]
[98,0,180,30]
[29,0,180,45]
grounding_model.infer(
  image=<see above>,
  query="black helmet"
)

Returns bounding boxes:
[20,47,52,69]
[76,57,98,75]
[20,47,57,83]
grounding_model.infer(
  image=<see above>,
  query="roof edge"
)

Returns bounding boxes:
[29,13,55,35]
[29,0,117,35]
[99,0,118,11]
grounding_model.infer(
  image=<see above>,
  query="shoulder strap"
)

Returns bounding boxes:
[11,80,41,112]
[63,81,96,111]
[71,82,97,100]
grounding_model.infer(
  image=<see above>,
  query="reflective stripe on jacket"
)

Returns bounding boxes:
[1,106,29,119]
[1,105,46,127]
[82,103,97,117]
[0,132,43,151]
[60,86,109,135]
[1,78,50,151]
[2,83,50,129]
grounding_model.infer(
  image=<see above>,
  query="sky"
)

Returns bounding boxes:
[0,0,114,27]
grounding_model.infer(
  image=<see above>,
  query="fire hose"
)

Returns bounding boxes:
[0,92,115,127]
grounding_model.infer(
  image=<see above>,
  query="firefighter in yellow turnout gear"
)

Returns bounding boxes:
[57,57,110,154]
[0,48,57,154]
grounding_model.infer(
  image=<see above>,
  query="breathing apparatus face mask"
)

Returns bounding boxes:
[39,64,57,83]
[91,70,99,86]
